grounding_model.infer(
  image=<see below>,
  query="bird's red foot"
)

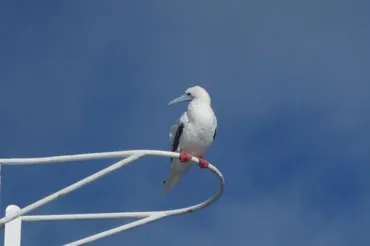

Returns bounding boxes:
[179,150,192,163]
[198,156,209,168]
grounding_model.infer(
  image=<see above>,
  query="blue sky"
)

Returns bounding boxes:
[1,0,370,245]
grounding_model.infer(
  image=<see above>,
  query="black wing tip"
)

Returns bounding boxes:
[172,123,184,152]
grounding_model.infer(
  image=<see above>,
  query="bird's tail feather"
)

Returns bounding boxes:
[162,173,183,195]
[162,160,193,195]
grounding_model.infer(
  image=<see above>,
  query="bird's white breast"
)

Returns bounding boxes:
[179,102,216,156]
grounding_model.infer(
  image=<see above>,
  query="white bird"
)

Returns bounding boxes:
[163,86,217,194]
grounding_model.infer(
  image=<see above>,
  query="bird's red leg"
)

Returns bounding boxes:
[179,149,192,163]
[198,156,209,169]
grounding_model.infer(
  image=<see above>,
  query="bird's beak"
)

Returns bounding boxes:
[168,94,192,105]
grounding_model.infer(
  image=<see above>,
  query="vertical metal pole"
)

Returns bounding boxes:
[4,205,22,246]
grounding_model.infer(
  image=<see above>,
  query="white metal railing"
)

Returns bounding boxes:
[0,149,224,246]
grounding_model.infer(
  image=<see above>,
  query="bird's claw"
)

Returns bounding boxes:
[179,150,192,163]
[179,151,209,168]
[198,156,209,168]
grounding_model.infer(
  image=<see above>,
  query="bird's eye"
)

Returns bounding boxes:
[186,92,191,96]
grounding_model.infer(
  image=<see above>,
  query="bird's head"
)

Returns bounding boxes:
[168,86,211,106]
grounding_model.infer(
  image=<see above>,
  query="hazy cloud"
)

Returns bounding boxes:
[0,1,369,245]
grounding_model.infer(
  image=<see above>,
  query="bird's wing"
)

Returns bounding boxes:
[213,115,217,140]
[163,112,191,194]
[169,112,188,152]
